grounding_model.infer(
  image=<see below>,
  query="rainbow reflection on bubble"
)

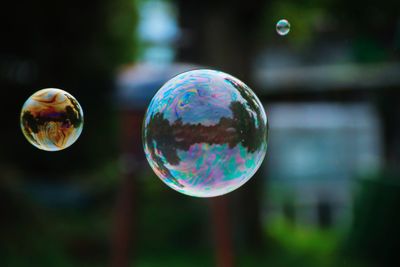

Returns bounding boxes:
[143,69,268,197]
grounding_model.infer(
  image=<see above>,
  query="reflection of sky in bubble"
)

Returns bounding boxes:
[143,69,268,197]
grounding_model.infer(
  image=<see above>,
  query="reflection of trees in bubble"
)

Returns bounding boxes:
[65,94,83,128]
[22,111,39,133]
[144,112,184,188]
[145,99,267,170]
[224,77,267,152]
[66,105,80,128]
[21,111,39,145]
[230,101,265,153]
[22,104,82,133]
[21,98,83,149]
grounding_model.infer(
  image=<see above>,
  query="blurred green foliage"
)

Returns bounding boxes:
[344,173,400,267]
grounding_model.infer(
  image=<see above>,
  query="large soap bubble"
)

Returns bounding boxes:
[20,88,84,151]
[143,69,268,197]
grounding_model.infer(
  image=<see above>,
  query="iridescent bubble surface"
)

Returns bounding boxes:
[143,69,268,197]
[20,88,84,151]
[276,19,290,36]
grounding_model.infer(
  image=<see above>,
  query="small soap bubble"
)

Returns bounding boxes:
[20,88,84,151]
[276,19,290,36]
[142,69,268,197]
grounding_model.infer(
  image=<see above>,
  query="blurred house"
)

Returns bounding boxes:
[264,103,382,227]
[253,44,400,229]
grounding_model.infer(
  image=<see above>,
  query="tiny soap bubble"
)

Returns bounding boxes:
[276,19,290,36]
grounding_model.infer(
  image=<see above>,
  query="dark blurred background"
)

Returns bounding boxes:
[1,0,400,266]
